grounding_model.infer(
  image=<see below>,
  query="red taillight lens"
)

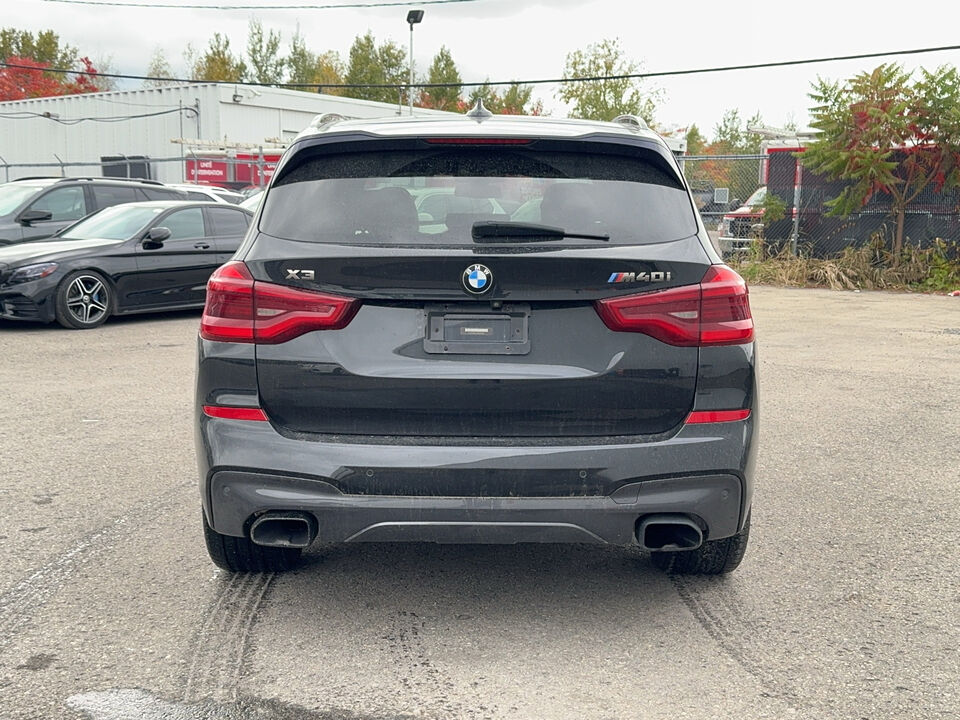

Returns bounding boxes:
[424,137,532,145]
[595,284,701,346]
[202,405,268,421]
[699,265,754,346]
[253,282,358,344]
[200,261,255,342]
[200,261,358,344]
[595,265,754,347]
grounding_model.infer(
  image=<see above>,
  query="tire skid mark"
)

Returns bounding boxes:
[671,576,801,710]
[182,572,275,704]
[0,484,188,652]
[385,609,487,719]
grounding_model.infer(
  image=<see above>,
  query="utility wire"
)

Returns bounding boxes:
[0,107,196,124]
[2,43,960,91]
[41,0,480,8]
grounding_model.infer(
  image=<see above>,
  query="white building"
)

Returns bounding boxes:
[0,83,452,186]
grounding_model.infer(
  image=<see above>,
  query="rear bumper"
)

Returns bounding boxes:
[197,417,756,546]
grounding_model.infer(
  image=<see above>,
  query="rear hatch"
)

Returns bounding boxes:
[241,138,712,438]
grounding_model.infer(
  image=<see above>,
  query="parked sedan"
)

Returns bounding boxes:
[0,201,252,329]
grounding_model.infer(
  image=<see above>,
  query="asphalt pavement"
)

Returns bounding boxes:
[0,287,957,720]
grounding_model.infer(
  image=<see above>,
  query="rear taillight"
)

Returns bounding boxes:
[253,281,359,343]
[699,265,754,345]
[200,261,255,342]
[595,265,754,346]
[200,261,359,344]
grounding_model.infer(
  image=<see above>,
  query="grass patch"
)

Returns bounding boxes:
[730,236,960,293]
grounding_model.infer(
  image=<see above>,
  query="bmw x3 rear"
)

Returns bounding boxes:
[195,107,758,575]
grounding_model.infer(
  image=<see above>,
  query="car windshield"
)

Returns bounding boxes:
[0,183,45,216]
[260,147,697,246]
[60,205,165,241]
[744,186,766,207]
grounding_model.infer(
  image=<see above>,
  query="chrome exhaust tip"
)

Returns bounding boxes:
[249,511,318,549]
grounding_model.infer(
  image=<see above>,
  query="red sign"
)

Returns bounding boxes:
[186,158,229,185]
[234,153,282,185]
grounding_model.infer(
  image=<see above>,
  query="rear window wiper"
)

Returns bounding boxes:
[471,221,610,242]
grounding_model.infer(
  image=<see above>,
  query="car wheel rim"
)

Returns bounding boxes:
[65,275,108,324]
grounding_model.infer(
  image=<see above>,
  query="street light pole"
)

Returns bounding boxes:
[406,9,424,116]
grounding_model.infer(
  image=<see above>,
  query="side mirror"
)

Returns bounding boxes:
[18,209,53,226]
[143,226,171,249]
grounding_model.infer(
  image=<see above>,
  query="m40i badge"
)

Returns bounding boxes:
[607,271,672,283]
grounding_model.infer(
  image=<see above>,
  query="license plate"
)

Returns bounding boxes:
[424,304,530,355]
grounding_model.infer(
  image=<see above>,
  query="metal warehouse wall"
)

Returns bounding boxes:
[0,84,220,183]
[0,84,452,184]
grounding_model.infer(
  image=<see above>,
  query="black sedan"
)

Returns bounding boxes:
[0,201,252,329]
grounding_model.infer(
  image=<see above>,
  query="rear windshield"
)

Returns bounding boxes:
[259,148,697,246]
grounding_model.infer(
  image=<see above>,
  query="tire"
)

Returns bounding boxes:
[651,515,750,575]
[55,270,113,329]
[202,512,302,573]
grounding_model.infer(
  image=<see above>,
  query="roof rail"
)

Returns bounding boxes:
[310,112,347,131]
[55,176,164,186]
[11,176,60,182]
[612,115,650,132]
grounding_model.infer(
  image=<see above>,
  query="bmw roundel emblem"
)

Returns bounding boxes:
[462,264,493,294]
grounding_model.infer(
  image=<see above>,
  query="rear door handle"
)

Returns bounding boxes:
[194,242,210,250]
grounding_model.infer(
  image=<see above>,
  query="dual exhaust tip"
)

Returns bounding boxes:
[249,511,704,552]
[249,511,317,549]
[637,514,704,552]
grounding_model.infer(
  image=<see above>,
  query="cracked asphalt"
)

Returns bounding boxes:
[0,287,958,720]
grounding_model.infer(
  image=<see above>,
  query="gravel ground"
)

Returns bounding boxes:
[0,287,957,720]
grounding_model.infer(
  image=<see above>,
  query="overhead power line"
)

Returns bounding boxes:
[2,44,960,93]
[41,0,480,8]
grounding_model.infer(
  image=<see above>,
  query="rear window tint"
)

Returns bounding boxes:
[260,148,696,246]
[141,187,185,201]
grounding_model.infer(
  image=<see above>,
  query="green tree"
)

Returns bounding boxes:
[467,81,543,115]
[343,31,407,104]
[286,28,315,85]
[143,47,176,87]
[711,109,763,153]
[802,63,960,255]
[556,38,661,122]
[418,45,461,110]
[192,33,246,82]
[685,125,707,155]
[0,28,77,68]
[247,19,283,85]
[286,31,345,94]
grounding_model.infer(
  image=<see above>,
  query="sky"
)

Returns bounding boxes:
[6,0,960,139]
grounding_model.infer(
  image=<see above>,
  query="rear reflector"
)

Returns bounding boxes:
[685,409,751,424]
[200,261,359,344]
[202,405,268,421]
[595,264,754,346]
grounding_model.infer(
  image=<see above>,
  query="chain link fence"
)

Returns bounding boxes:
[3,152,959,258]
[682,152,960,258]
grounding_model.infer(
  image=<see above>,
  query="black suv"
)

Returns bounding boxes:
[195,107,758,575]
[0,177,186,245]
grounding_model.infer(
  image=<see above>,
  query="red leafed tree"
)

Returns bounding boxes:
[0,55,102,101]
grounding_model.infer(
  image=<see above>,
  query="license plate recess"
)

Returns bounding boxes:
[424,303,530,355]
